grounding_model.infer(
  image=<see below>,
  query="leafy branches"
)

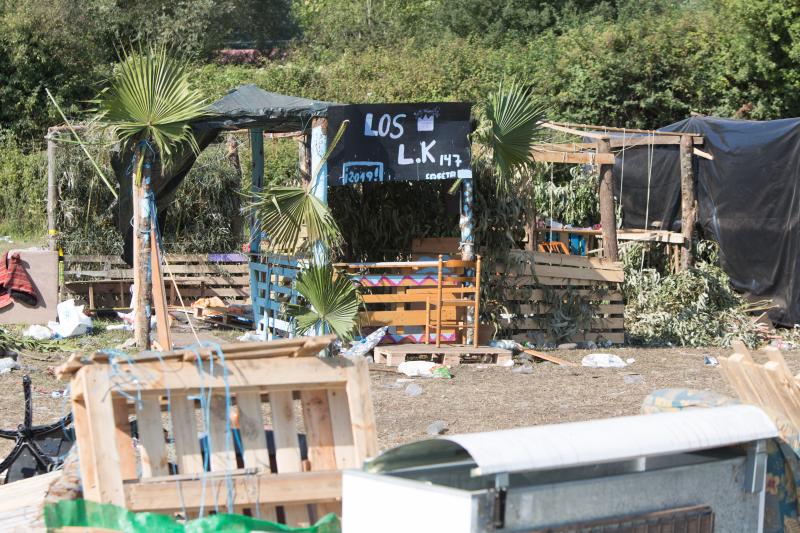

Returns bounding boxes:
[288,264,360,341]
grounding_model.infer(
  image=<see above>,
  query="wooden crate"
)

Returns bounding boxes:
[58,336,378,525]
[62,253,249,311]
[497,251,625,344]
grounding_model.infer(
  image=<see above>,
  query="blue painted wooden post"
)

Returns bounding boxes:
[249,129,264,326]
[310,117,328,265]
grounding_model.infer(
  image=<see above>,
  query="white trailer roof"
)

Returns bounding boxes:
[367,405,777,476]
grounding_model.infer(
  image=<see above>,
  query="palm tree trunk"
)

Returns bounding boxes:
[133,145,152,349]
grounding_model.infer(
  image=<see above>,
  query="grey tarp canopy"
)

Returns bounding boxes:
[112,84,335,263]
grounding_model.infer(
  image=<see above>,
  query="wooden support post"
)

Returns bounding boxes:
[46,129,58,252]
[249,129,264,327]
[597,139,619,261]
[680,135,697,270]
[299,133,311,185]
[311,117,328,265]
[133,147,152,350]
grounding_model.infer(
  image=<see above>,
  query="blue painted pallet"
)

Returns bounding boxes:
[249,254,305,338]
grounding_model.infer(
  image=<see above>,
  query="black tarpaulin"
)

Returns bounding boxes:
[613,116,800,325]
[112,85,335,263]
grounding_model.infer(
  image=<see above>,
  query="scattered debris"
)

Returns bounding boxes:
[426,420,448,436]
[237,331,265,342]
[626,357,636,364]
[489,339,519,351]
[522,348,577,367]
[106,323,133,332]
[341,326,388,358]
[116,338,137,350]
[704,355,719,366]
[557,342,577,350]
[0,357,19,374]
[23,324,53,341]
[404,383,423,397]
[581,353,627,368]
[512,364,534,374]
[49,299,92,338]
[397,361,451,378]
[500,359,515,368]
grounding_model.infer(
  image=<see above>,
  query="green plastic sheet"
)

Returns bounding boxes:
[44,499,341,533]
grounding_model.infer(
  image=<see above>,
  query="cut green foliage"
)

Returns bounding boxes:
[623,242,764,347]
[94,46,209,169]
[477,79,545,195]
[288,264,360,341]
[251,186,342,254]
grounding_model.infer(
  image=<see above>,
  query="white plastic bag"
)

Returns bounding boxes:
[397,360,439,377]
[581,353,627,368]
[48,299,92,338]
[23,324,53,340]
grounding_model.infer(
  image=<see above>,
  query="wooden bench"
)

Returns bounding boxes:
[57,335,378,525]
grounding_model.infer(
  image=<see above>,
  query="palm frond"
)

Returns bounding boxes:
[94,46,209,167]
[478,80,546,195]
[250,186,342,254]
[288,264,360,340]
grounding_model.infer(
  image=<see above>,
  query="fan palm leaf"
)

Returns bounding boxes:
[94,46,209,168]
[288,264,360,340]
[251,186,342,254]
[478,80,545,195]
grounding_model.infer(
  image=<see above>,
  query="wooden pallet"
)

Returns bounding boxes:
[497,250,625,344]
[373,344,512,367]
[719,340,800,429]
[60,335,378,526]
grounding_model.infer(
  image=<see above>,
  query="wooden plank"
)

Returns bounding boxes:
[360,309,455,326]
[326,388,356,470]
[150,229,172,351]
[111,397,137,480]
[170,393,203,475]
[300,389,340,516]
[532,150,616,165]
[522,349,577,367]
[237,390,278,521]
[72,366,125,505]
[503,288,624,302]
[517,251,623,271]
[237,391,271,471]
[124,470,341,513]
[344,356,379,462]
[529,264,624,283]
[269,390,310,526]
[106,356,350,395]
[517,303,624,315]
[135,395,169,478]
[501,317,624,330]
[208,394,236,472]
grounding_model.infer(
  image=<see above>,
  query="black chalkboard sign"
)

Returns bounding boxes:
[326,103,472,186]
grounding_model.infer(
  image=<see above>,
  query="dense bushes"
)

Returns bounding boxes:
[0,138,47,237]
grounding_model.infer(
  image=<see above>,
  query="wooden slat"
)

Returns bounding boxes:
[501,317,624,330]
[124,471,341,513]
[111,398,137,480]
[522,349,577,367]
[170,393,203,475]
[300,389,340,516]
[237,390,278,521]
[269,390,310,526]
[532,150,616,165]
[208,394,236,472]
[136,395,168,478]
[71,367,125,505]
[326,388,356,470]
[344,356,379,463]
[503,289,624,302]
[360,309,455,326]
[517,303,624,315]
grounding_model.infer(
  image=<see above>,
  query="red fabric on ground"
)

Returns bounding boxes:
[0,252,37,308]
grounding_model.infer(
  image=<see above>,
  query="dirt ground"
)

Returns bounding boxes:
[0,329,796,457]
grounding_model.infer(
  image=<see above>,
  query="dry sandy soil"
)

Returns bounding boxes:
[1,330,795,458]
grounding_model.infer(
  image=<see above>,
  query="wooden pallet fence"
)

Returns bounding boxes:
[58,335,378,526]
[496,251,625,344]
[61,253,249,311]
